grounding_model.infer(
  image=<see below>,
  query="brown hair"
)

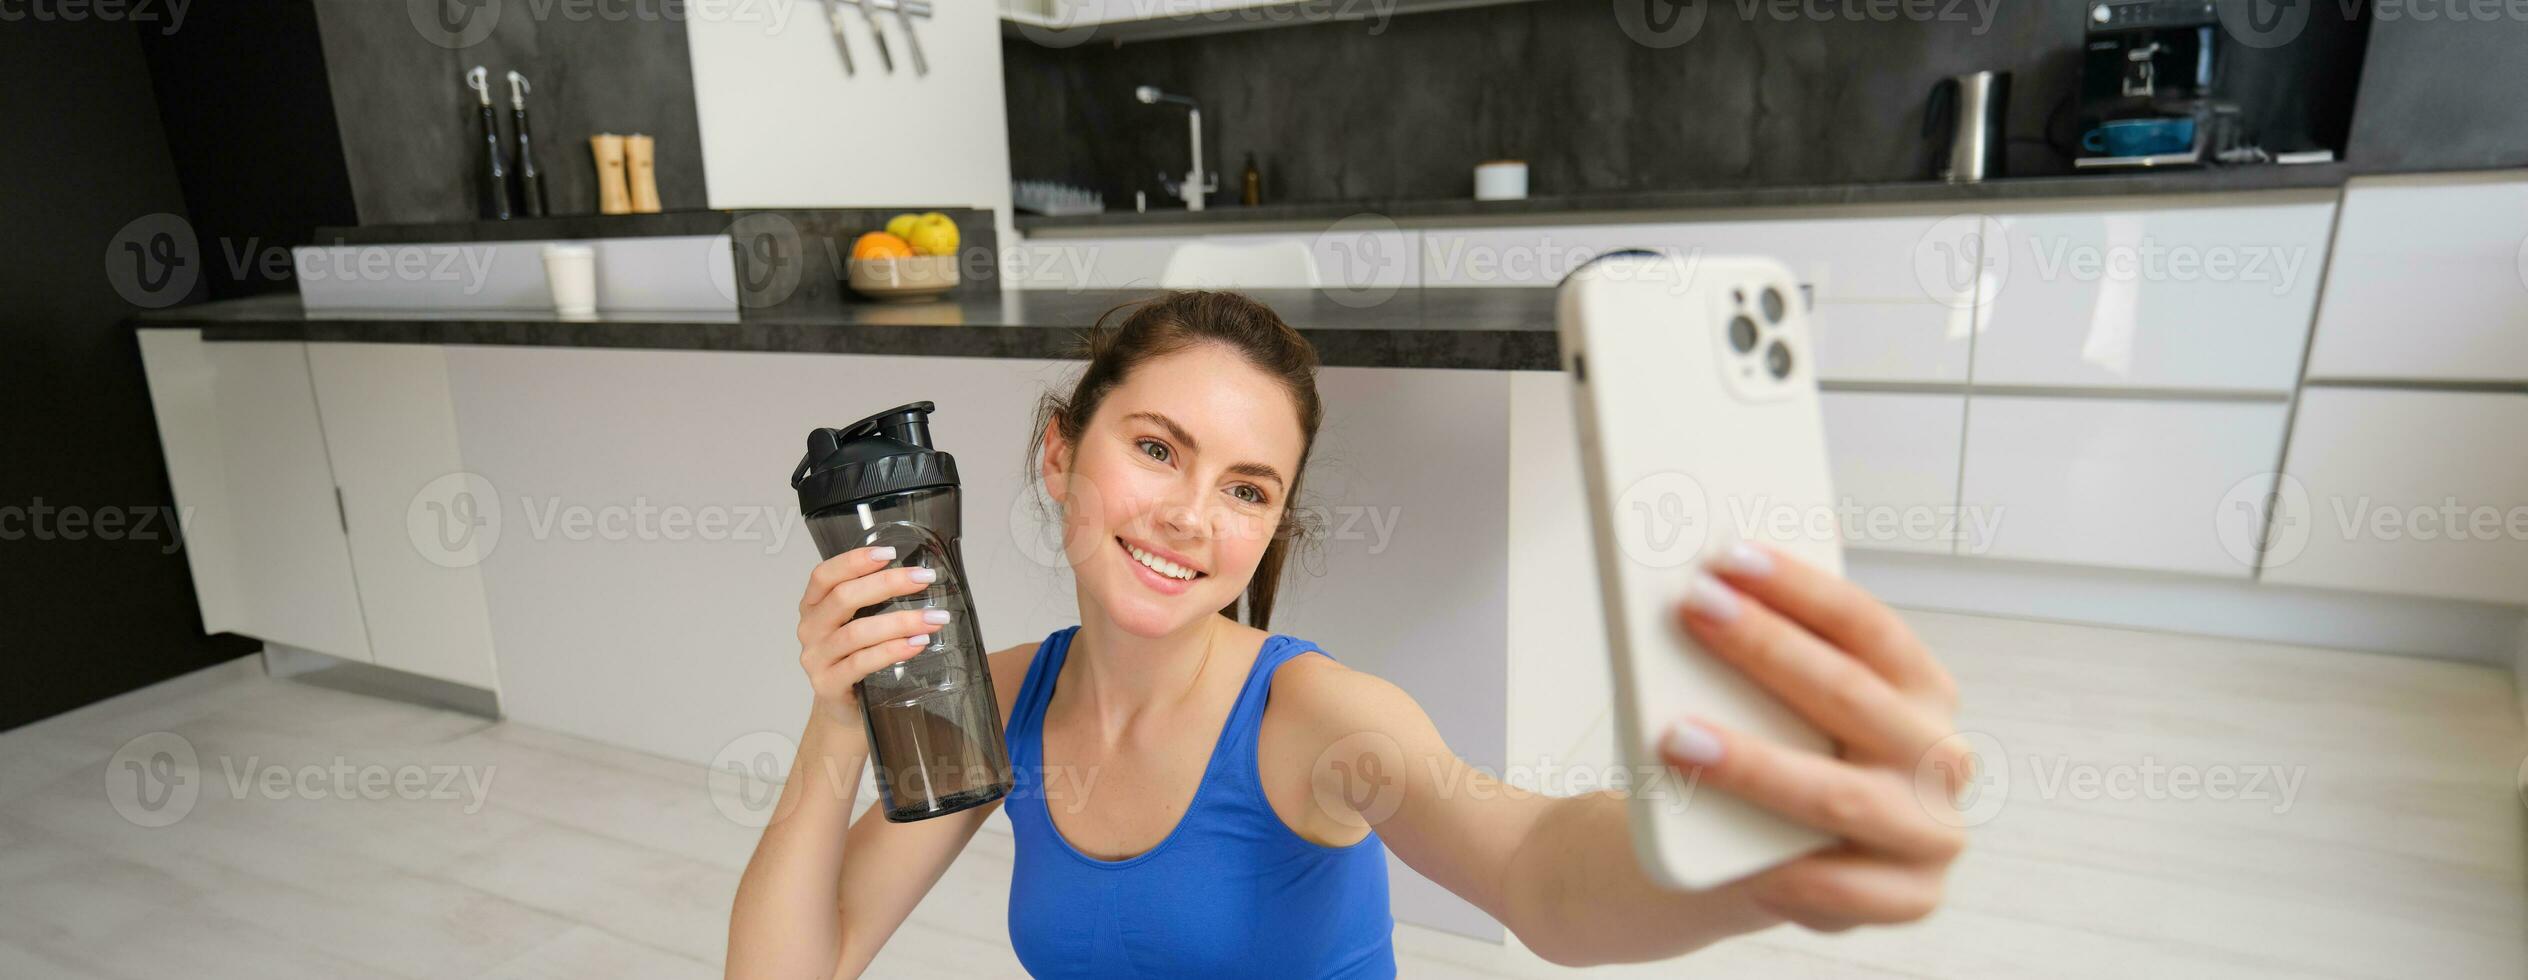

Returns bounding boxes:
[1028,290,1325,629]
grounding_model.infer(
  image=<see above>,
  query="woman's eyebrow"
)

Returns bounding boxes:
[1124,411,1287,490]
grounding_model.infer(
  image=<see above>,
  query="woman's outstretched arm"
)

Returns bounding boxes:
[1283,543,1967,966]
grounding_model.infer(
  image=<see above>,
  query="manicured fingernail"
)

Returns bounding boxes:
[906,634,931,648]
[908,566,937,583]
[921,608,952,625]
[869,546,897,560]
[1680,572,1740,623]
[1711,542,1773,577]
[1662,718,1723,766]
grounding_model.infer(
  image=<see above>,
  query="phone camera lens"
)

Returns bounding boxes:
[1760,287,1787,324]
[1728,315,1759,353]
[1765,340,1794,379]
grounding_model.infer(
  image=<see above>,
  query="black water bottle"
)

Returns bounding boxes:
[792,401,1013,822]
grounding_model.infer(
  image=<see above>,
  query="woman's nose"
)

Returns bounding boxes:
[1153,490,1207,538]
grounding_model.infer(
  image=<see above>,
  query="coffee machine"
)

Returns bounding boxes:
[2075,0,2219,169]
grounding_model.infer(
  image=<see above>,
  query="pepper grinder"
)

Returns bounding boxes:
[625,133,661,213]
[506,71,548,217]
[590,133,630,215]
[465,67,513,220]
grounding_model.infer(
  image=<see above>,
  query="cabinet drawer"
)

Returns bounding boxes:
[2259,388,2528,605]
[1958,396,2290,577]
[1820,392,1966,555]
[1975,199,2334,392]
[1006,228,1418,290]
[1422,214,1974,381]
[2305,173,2528,383]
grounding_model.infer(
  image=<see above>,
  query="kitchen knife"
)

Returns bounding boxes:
[823,0,855,76]
[854,0,894,74]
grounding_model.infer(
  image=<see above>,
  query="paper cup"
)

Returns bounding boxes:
[541,244,596,316]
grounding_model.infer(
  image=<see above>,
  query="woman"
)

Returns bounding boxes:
[727,291,1967,978]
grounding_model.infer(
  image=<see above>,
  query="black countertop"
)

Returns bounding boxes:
[132,289,1565,371]
[1016,164,2352,233]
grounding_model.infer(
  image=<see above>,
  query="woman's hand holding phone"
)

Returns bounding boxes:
[795,545,954,728]
[1658,541,1970,931]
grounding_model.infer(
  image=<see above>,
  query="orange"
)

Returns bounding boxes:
[852,231,914,260]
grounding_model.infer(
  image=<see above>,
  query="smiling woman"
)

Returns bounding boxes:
[727,290,1967,980]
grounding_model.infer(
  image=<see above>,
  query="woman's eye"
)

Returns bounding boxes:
[1137,439,1170,463]
[1231,485,1265,505]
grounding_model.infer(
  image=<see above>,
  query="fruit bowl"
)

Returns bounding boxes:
[848,254,960,302]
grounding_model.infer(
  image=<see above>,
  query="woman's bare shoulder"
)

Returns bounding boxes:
[1270,645,1427,734]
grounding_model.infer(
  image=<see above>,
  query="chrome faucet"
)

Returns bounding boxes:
[1136,85,1217,212]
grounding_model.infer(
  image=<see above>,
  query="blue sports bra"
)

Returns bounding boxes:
[1003,626,1397,978]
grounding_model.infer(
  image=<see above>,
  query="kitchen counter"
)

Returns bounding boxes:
[131,288,1564,371]
[1015,163,2352,233]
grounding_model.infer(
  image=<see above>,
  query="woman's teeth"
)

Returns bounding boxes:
[1123,540,1200,581]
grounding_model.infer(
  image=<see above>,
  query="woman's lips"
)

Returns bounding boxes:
[1117,536,1201,596]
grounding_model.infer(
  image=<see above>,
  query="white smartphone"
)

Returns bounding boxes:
[1557,250,1842,891]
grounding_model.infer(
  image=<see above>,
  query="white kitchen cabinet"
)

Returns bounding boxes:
[1819,392,1967,555]
[2259,389,2528,606]
[1005,0,1542,42]
[306,344,501,690]
[1975,197,2335,392]
[1420,214,1977,382]
[1005,227,1419,291]
[2304,172,2528,383]
[136,329,247,635]
[1958,396,2290,578]
[135,334,373,661]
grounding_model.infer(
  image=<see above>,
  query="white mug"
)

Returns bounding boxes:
[541,244,597,316]
[1474,160,1528,201]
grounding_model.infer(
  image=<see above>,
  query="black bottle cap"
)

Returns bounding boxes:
[792,400,961,517]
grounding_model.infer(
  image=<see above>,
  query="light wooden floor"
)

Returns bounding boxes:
[3,610,2522,979]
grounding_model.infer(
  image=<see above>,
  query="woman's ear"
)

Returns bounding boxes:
[1038,413,1070,507]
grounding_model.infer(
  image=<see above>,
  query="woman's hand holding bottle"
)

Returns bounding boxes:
[795,545,953,727]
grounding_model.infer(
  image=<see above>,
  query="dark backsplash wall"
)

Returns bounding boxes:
[2344,11,2528,172]
[1004,0,2369,207]
[311,0,708,225]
